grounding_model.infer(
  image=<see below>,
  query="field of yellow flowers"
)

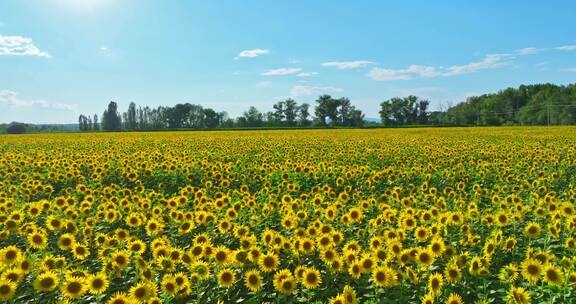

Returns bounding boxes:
[1,127,575,304]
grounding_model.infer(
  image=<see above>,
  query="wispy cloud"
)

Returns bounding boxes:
[368,65,441,81]
[368,54,510,81]
[290,85,343,97]
[261,68,302,76]
[559,67,576,72]
[555,45,576,51]
[0,90,76,111]
[234,48,269,59]
[443,54,509,76]
[515,47,541,55]
[296,72,318,77]
[0,35,50,57]
[367,43,576,81]
[321,60,373,69]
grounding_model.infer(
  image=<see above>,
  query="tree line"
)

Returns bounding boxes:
[82,95,367,132]
[77,82,576,132]
[440,83,576,125]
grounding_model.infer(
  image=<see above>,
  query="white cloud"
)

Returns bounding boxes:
[100,46,109,52]
[0,35,50,57]
[556,45,576,51]
[368,64,440,81]
[515,47,541,55]
[321,60,373,69]
[0,90,76,111]
[261,68,302,76]
[535,61,549,67]
[443,54,509,76]
[235,48,269,59]
[296,72,318,77]
[290,85,343,97]
[559,67,576,72]
[368,54,510,81]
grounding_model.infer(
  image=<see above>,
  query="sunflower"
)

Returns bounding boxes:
[523,222,541,238]
[414,227,429,242]
[301,267,321,289]
[17,256,33,274]
[348,261,362,279]
[111,251,130,269]
[61,276,87,299]
[469,256,483,275]
[87,273,109,294]
[498,263,519,283]
[567,271,576,285]
[421,292,434,304]
[213,246,231,264]
[273,270,296,295]
[446,293,464,304]
[429,237,445,256]
[106,292,132,304]
[503,237,517,253]
[2,268,24,284]
[342,285,357,304]
[33,270,59,292]
[161,275,177,296]
[145,219,164,236]
[444,263,462,283]
[0,279,16,301]
[27,231,48,249]
[505,286,531,304]
[427,272,444,295]
[0,245,22,265]
[416,248,435,267]
[317,234,333,249]
[372,266,391,288]
[217,268,236,288]
[244,269,262,292]
[45,215,63,231]
[542,264,564,285]
[58,233,77,251]
[329,295,346,304]
[72,243,90,260]
[191,260,211,280]
[258,252,279,272]
[519,258,542,284]
[360,255,376,273]
[190,244,204,259]
[129,281,153,303]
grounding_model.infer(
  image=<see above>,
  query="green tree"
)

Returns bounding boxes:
[284,99,298,126]
[102,101,122,131]
[298,103,311,126]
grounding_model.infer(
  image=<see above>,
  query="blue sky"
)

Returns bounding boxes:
[1,0,575,124]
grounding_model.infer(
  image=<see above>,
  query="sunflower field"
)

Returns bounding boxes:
[1,127,576,304]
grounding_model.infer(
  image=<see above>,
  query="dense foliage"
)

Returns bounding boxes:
[1,127,576,303]
[442,83,576,126]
